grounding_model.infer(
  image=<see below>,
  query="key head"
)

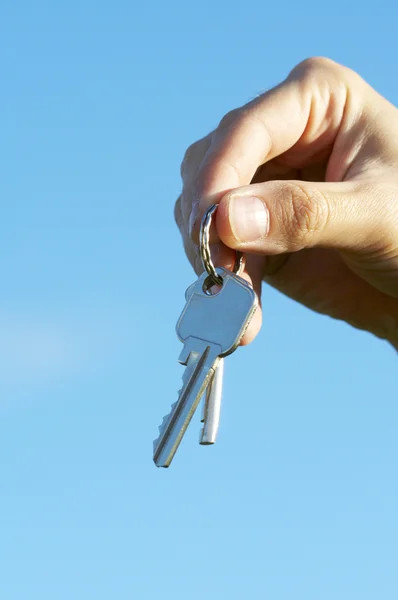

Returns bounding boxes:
[176,268,258,357]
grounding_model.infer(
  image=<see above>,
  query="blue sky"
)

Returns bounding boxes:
[0,1,397,598]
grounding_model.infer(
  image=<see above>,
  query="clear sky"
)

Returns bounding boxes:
[0,1,397,599]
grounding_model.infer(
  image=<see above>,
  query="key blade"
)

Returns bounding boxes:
[152,351,197,451]
[153,343,220,468]
[153,402,178,449]
[200,357,224,445]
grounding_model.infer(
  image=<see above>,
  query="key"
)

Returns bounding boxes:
[199,357,224,445]
[153,267,257,468]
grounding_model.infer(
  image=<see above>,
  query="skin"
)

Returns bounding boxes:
[174,57,398,350]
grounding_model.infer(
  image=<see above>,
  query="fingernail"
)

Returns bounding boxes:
[189,203,200,238]
[228,196,269,242]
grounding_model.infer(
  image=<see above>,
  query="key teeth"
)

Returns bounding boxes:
[152,400,179,450]
[153,355,195,455]
[158,412,171,435]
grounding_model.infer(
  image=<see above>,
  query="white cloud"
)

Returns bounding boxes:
[0,311,132,385]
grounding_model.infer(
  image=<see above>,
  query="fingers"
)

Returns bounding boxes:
[175,196,264,345]
[179,133,212,227]
[186,57,359,241]
[177,56,381,274]
[216,179,398,255]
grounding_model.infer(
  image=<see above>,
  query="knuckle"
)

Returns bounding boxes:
[290,56,361,89]
[283,182,330,243]
[290,56,339,78]
[218,108,241,130]
[180,134,213,179]
[180,141,200,177]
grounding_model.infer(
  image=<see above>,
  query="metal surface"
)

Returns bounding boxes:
[199,204,244,287]
[176,267,257,356]
[200,357,224,445]
[153,267,258,468]
[153,339,220,468]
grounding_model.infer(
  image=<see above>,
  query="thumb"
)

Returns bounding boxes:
[216,180,394,255]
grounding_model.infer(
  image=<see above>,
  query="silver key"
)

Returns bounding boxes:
[153,267,257,468]
[200,357,224,445]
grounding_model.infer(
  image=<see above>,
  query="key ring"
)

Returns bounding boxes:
[199,203,244,287]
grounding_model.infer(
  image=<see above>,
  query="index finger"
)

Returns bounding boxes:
[187,57,357,241]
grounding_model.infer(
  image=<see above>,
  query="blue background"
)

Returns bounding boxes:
[0,1,397,598]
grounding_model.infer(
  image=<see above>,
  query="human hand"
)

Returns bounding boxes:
[174,57,398,349]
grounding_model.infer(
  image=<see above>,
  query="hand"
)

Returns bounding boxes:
[174,57,398,349]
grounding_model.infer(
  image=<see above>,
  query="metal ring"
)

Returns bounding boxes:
[199,204,244,286]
